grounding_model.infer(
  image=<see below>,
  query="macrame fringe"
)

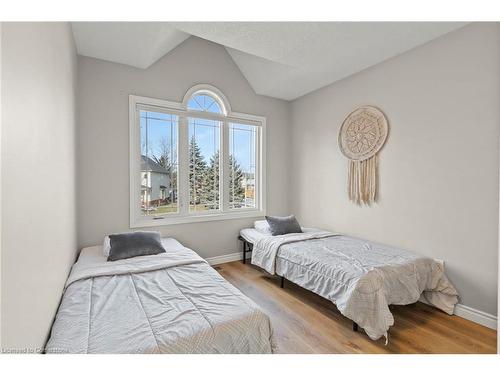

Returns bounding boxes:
[348,154,378,205]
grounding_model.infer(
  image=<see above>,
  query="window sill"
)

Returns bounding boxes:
[130,209,265,228]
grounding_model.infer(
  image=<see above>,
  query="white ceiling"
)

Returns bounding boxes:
[71,22,467,100]
[71,22,190,69]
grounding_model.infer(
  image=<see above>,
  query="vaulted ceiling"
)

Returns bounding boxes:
[71,22,467,100]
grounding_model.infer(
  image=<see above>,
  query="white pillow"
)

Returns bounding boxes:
[254,220,271,234]
[303,227,320,233]
[102,231,161,257]
[102,235,111,257]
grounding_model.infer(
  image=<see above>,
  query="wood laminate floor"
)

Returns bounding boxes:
[216,261,497,354]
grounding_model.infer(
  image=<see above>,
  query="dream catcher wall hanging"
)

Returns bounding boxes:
[338,106,389,205]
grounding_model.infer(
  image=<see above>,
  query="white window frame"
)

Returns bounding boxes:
[129,84,266,228]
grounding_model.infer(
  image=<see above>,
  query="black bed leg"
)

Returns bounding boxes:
[242,240,246,264]
[280,276,284,288]
[353,322,358,332]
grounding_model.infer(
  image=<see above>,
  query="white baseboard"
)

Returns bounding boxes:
[454,303,497,330]
[205,252,242,266]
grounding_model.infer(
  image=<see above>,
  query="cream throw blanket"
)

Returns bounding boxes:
[251,231,338,274]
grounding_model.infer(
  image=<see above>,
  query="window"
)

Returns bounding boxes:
[229,123,257,209]
[139,110,178,216]
[188,116,221,212]
[129,85,265,227]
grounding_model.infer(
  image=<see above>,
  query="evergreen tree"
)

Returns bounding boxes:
[229,155,245,207]
[202,150,220,210]
[189,135,207,206]
[200,152,245,209]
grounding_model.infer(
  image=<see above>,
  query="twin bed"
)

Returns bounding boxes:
[240,226,459,341]
[46,238,275,354]
[46,220,459,353]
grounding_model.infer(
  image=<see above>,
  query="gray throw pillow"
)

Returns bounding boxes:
[107,232,165,261]
[265,215,303,236]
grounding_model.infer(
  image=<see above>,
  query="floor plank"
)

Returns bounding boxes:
[216,261,497,354]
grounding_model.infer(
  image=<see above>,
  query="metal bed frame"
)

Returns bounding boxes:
[238,235,359,332]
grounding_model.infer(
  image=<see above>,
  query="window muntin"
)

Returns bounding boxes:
[139,110,178,216]
[229,123,258,209]
[130,88,265,227]
[187,93,223,114]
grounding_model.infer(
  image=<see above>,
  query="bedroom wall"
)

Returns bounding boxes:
[77,36,290,258]
[1,23,78,350]
[0,22,3,348]
[290,23,499,317]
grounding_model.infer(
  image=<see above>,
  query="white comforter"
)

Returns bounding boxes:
[46,239,275,354]
[251,232,458,341]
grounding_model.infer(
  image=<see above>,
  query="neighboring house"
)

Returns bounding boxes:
[242,172,255,206]
[141,155,171,207]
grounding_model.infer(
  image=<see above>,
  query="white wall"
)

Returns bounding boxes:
[0,21,3,349]
[497,24,500,348]
[77,36,290,258]
[290,23,499,316]
[1,23,77,350]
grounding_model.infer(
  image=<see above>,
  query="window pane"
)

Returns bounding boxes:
[188,117,221,212]
[229,123,257,209]
[187,94,222,114]
[140,110,178,216]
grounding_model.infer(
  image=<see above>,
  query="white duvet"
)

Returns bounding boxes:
[46,239,275,354]
[251,231,458,341]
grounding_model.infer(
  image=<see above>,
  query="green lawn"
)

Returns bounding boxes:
[154,205,179,214]
[143,203,213,215]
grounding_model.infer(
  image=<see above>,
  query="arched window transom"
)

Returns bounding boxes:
[187,93,224,114]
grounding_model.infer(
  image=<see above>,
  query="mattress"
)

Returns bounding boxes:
[240,228,268,243]
[45,238,275,354]
[241,228,458,341]
[240,227,319,243]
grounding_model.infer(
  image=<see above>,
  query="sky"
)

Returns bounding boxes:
[140,105,256,173]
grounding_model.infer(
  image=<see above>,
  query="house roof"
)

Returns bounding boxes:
[141,155,169,174]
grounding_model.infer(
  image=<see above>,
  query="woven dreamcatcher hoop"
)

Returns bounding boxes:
[338,106,389,205]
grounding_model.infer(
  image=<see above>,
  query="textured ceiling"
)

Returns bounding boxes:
[71,22,189,69]
[71,22,467,100]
